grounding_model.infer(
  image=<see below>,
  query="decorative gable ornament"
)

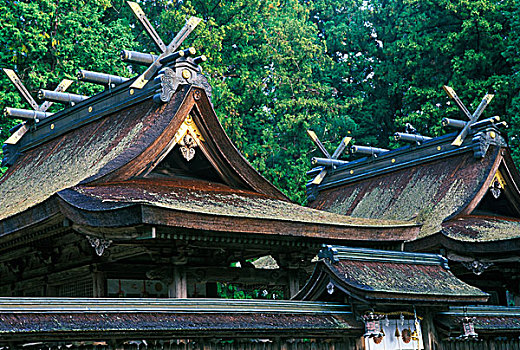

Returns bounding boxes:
[180,134,197,161]
[173,115,205,162]
[461,260,493,276]
[86,235,112,257]
[490,170,506,199]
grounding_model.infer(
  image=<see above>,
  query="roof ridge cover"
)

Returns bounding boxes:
[319,245,449,269]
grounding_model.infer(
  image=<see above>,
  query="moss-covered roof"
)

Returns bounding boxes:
[295,245,488,303]
[0,85,289,227]
[329,259,485,298]
[442,216,520,242]
[0,99,158,222]
[310,147,500,238]
[0,298,362,342]
[47,178,420,242]
[64,179,415,228]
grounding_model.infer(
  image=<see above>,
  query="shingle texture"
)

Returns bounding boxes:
[310,148,499,237]
[328,260,486,297]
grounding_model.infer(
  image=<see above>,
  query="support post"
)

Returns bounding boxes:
[288,270,300,298]
[92,271,106,297]
[421,311,439,350]
[46,284,57,297]
[168,267,187,298]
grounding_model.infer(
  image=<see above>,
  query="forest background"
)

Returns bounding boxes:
[0,0,519,203]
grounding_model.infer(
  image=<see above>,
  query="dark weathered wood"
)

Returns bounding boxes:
[422,312,439,350]
[92,270,106,297]
[168,267,187,298]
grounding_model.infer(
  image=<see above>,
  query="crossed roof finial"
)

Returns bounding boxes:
[2,68,74,144]
[126,1,202,89]
[306,130,352,185]
[442,85,494,146]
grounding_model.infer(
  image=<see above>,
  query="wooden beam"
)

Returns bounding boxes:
[3,68,39,110]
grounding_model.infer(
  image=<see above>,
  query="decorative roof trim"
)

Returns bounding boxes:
[439,306,520,318]
[307,126,507,201]
[319,245,449,269]
[0,297,351,315]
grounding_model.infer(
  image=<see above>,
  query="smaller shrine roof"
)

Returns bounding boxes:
[437,306,520,336]
[294,245,488,304]
[309,142,503,238]
[0,298,362,343]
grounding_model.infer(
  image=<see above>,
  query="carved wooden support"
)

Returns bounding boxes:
[157,68,177,103]
[86,235,112,256]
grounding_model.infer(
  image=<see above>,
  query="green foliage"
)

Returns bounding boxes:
[216,282,284,300]
[0,0,137,172]
[311,0,519,155]
[1,0,519,201]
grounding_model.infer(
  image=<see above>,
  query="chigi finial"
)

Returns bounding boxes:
[442,85,494,146]
[306,84,508,202]
[2,2,206,168]
[2,68,74,142]
[307,129,352,185]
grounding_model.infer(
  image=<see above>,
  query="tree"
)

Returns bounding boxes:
[0,0,137,173]
[150,0,352,203]
[311,0,519,153]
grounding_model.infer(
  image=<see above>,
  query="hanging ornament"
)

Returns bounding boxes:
[402,319,412,344]
[411,328,419,342]
[384,315,390,327]
[400,312,405,326]
[412,308,420,341]
[362,312,385,339]
[458,316,478,340]
[395,320,400,337]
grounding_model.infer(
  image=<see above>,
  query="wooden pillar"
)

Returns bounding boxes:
[46,284,57,297]
[168,267,187,298]
[92,271,106,297]
[421,312,439,350]
[288,270,300,298]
